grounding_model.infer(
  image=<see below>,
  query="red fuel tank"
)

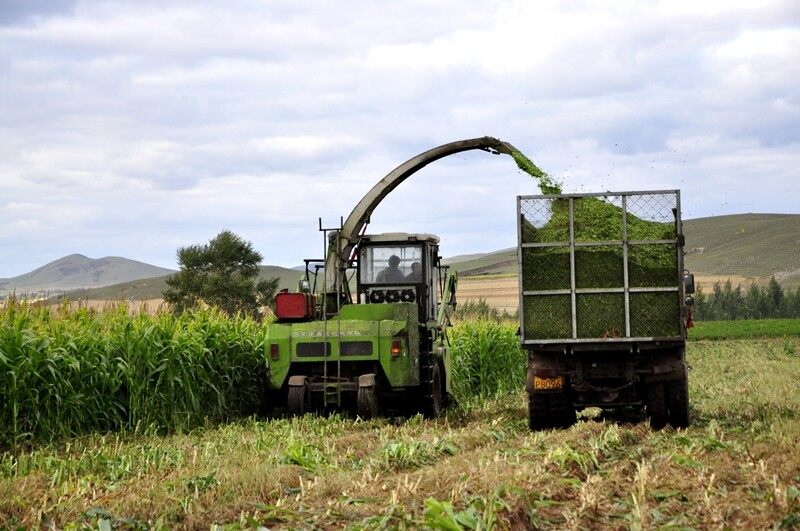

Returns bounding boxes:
[275,291,317,321]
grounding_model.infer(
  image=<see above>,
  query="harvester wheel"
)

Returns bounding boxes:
[424,361,444,418]
[287,377,311,417]
[645,383,667,430]
[357,374,380,419]
[528,392,575,430]
[666,375,690,428]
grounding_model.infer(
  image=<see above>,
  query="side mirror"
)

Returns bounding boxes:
[683,272,695,295]
[685,295,695,307]
[298,279,311,293]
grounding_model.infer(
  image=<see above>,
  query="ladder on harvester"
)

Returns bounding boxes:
[320,217,343,408]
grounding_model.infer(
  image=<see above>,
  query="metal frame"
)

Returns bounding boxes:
[517,190,683,345]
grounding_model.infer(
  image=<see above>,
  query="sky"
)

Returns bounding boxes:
[1,0,799,276]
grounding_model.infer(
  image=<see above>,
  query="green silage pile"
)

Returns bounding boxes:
[520,196,680,340]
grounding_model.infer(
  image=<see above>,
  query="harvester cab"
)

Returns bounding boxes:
[357,233,447,324]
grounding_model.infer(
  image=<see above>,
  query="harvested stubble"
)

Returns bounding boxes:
[0,300,267,449]
[521,196,679,339]
[2,337,798,529]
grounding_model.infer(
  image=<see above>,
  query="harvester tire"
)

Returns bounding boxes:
[645,383,667,430]
[357,374,380,420]
[666,376,690,428]
[424,360,444,418]
[287,377,311,417]
[528,392,575,431]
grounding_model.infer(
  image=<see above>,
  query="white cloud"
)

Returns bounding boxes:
[0,0,799,275]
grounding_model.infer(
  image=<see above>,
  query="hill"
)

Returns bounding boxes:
[682,213,800,289]
[59,265,304,301]
[445,248,517,276]
[0,254,174,296]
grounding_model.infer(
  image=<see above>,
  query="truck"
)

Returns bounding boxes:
[263,137,524,417]
[517,190,695,430]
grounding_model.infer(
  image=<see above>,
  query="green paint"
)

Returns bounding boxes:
[264,303,420,389]
[510,150,562,194]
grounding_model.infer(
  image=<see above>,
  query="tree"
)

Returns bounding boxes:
[766,276,785,318]
[163,230,279,318]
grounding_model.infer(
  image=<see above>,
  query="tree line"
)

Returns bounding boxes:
[693,277,800,321]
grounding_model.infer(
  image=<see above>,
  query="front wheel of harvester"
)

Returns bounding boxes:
[287,377,311,417]
[645,383,667,430]
[666,375,690,428]
[424,360,444,418]
[357,374,380,420]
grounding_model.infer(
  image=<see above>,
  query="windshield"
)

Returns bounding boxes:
[360,245,423,284]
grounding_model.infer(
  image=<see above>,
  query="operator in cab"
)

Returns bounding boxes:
[376,255,406,283]
[405,261,422,282]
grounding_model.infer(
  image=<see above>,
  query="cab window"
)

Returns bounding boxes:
[360,245,422,285]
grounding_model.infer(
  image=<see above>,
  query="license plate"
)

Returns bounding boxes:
[534,375,563,390]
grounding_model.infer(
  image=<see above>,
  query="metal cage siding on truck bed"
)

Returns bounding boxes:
[517,190,685,345]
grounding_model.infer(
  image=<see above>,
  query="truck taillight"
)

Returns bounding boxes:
[391,340,402,357]
[270,344,280,360]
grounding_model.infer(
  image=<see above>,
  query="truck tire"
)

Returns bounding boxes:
[357,374,380,420]
[287,377,311,417]
[645,383,667,429]
[666,376,690,428]
[528,392,575,430]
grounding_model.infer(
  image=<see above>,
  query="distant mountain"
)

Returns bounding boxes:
[56,265,304,301]
[0,254,174,295]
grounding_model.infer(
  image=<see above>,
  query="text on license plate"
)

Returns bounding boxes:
[533,375,563,390]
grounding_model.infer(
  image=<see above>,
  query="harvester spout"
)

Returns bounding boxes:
[323,136,521,295]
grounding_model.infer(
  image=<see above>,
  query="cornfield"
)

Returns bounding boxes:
[0,300,268,449]
[449,320,524,403]
[1,299,531,448]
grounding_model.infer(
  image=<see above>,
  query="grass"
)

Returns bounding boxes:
[690,318,800,340]
[1,337,798,529]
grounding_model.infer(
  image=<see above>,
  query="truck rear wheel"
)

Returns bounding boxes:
[666,376,690,428]
[645,383,667,429]
[287,377,311,417]
[528,392,575,430]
